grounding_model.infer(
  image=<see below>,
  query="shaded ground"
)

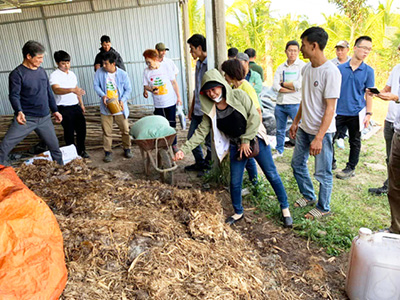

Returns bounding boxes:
[83,129,349,299]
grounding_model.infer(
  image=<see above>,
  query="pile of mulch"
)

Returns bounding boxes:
[17,159,295,299]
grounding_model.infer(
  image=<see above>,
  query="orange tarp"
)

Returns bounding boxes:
[0,165,67,300]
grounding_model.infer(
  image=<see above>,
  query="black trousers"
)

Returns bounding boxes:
[333,114,361,170]
[58,104,87,154]
[154,104,177,146]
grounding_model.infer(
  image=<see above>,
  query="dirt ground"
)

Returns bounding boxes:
[83,129,349,299]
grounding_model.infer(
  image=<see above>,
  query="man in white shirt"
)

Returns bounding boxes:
[290,27,342,220]
[272,40,306,158]
[155,42,179,76]
[368,49,400,195]
[49,50,89,158]
[368,76,400,233]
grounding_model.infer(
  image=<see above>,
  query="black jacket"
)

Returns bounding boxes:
[94,47,126,71]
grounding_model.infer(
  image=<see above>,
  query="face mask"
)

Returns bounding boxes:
[213,93,223,103]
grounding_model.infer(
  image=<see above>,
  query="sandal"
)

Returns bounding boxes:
[294,198,317,208]
[305,208,331,220]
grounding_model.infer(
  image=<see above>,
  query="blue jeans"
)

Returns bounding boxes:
[187,114,211,166]
[291,127,333,212]
[274,103,299,154]
[245,158,258,184]
[230,138,288,214]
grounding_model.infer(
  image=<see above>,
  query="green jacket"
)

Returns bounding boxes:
[248,70,263,94]
[180,69,263,161]
[249,61,264,81]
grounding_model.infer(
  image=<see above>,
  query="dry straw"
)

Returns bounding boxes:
[17,160,293,299]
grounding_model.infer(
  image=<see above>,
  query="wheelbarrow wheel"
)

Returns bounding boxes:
[157,148,173,184]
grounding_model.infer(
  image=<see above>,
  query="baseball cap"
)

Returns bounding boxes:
[335,40,349,48]
[236,52,249,61]
[155,42,169,51]
[200,81,223,94]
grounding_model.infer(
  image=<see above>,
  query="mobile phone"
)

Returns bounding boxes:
[368,87,380,94]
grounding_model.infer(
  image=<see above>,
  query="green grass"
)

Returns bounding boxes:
[241,132,390,256]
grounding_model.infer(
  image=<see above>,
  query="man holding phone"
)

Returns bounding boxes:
[333,36,375,180]
[367,52,400,195]
[367,74,400,233]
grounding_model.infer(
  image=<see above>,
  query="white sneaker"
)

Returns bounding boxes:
[336,138,345,149]
[272,152,283,159]
[241,188,250,196]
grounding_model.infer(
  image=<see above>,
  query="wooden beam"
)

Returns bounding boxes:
[212,0,226,71]
[180,0,193,109]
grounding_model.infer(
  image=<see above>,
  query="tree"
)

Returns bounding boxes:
[188,0,205,35]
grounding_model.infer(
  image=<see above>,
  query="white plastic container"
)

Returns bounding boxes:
[346,228,400,300]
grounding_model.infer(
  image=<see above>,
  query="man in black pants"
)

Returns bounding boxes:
[50,50,89,158]
[186,34,212,174]
[0,41,63,165]
[333,36,375,179]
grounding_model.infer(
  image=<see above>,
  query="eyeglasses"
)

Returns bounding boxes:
[357,45,372,52]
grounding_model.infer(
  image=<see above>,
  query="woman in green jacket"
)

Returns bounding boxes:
[174,69,292,227]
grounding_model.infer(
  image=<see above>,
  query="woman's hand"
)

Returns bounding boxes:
[239,143,251,159]
[173,150,184,161]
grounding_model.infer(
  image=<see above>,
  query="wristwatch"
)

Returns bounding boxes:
[366,112,373,116]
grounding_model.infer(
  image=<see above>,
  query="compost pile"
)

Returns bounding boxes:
[17,159,290,299]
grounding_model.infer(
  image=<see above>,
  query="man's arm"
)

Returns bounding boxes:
[77,94,85,114]
[363,92,373,127]
[51,85,85,96]
[94,53,102,72]
[9,71,26,125]
[281,81,295,91]
[93,70,106,98]
[9,71,23,114]
[289,102,302,139]
[363,68,375,127]
[119,73,132,103]
[116,52,126,71]
[309,98,337,156]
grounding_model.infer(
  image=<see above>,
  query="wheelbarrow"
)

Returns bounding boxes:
[133,133,178,184]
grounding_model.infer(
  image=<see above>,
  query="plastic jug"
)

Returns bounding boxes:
[346,228,400,300]
[176,105,186,130]
[106,98,122,114]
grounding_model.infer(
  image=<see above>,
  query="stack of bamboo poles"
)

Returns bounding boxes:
[0,105,154,152]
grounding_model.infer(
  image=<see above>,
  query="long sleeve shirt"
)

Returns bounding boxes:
[93,67,132,118]
[9,64,57,117]
[272,58,306,105]
[94,47,126,71]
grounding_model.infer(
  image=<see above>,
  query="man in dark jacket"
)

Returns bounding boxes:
[94,35,125,71]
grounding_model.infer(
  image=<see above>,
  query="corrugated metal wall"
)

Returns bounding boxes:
[0,0,187,115]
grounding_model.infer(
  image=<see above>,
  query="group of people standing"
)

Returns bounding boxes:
[0,27,398,233]
[175,27,400,233]
[0,35,182,165]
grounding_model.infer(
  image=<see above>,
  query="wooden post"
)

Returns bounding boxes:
[212,0,226,70]
[180,0,193,108]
